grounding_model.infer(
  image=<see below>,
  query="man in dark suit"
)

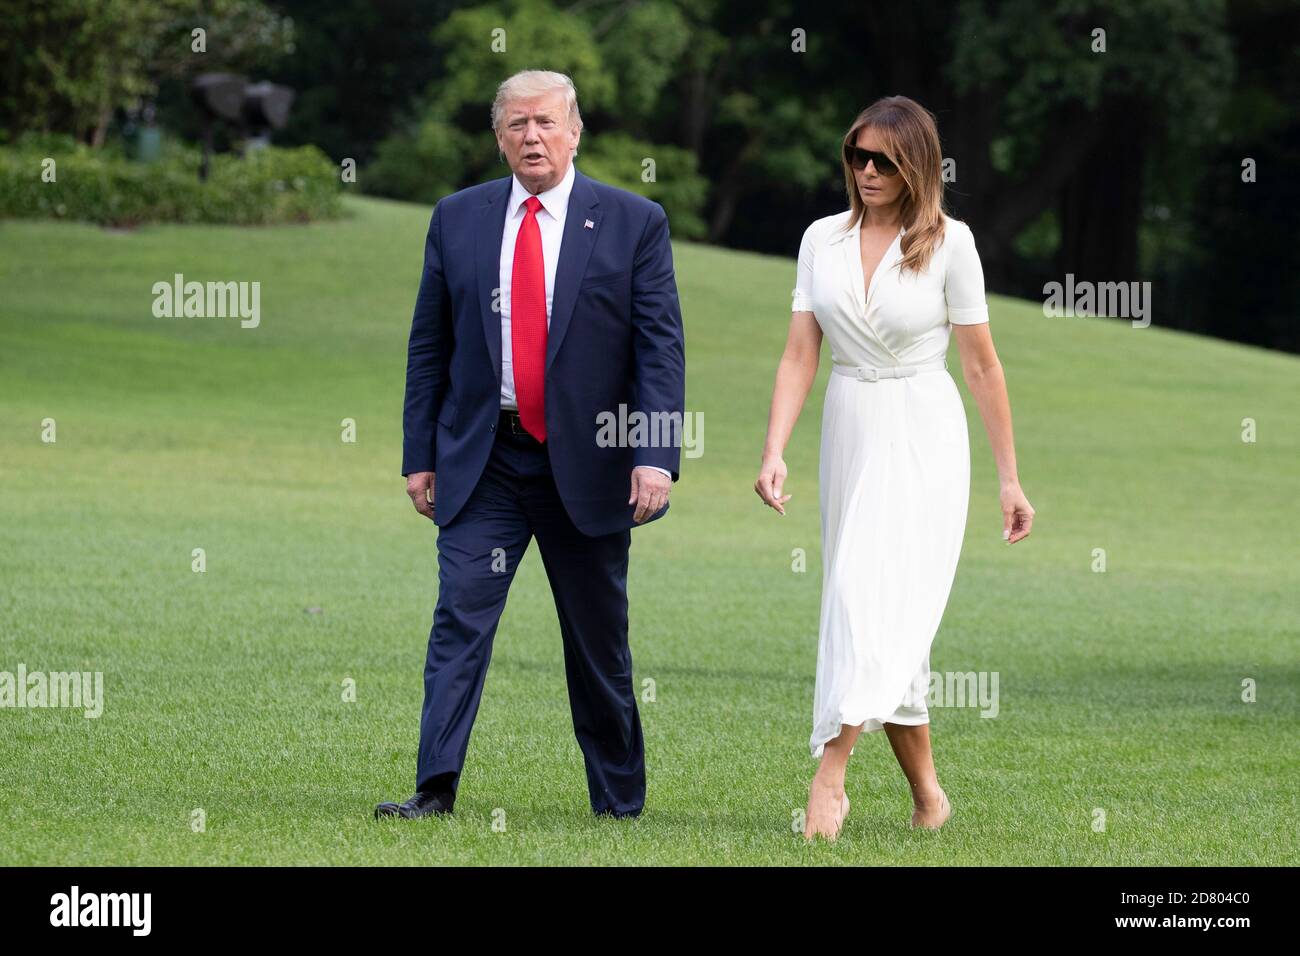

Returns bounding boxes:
[376,70,685,821]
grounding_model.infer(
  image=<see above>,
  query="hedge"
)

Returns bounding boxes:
[0,134,343,227]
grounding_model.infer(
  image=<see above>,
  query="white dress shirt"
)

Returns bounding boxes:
[499,160,574,411]
[499,162,670,479]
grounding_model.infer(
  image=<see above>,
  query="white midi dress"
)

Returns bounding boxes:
[791,211,990,759]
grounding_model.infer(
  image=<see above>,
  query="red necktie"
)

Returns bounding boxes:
[511,195,547,442]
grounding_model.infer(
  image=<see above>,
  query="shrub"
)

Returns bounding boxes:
[0,135,343,227]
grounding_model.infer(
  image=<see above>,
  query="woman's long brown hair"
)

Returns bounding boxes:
[840,95,949,276]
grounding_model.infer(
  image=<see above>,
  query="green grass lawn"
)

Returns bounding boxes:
[1,195,1296,865]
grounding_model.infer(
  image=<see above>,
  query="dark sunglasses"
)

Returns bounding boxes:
[843,144,899,176]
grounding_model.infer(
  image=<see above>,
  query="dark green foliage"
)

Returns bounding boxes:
[0,135,343,226]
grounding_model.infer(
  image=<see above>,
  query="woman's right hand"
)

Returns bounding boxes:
[755,454,792,515]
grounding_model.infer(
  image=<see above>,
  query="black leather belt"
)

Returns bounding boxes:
[498,408,542,441]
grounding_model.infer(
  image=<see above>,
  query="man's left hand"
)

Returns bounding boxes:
[628,466,672,523]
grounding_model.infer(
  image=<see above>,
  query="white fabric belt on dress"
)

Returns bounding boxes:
[831,359,948,382]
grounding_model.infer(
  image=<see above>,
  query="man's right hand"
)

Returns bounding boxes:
[406,471,435,520]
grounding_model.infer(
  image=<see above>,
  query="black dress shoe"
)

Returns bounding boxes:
[595,807,643,820]
[374,790,453,820]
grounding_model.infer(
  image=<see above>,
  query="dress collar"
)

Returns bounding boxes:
[828,211,908,245]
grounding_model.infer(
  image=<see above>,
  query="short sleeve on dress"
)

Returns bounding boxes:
[791,221,817,313]
[945,220,990,326]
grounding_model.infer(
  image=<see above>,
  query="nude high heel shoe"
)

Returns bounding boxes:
[805,791,852,842]
[834,792,850,837]
[910,787,951,830]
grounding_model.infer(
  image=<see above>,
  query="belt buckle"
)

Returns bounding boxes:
[856,367,878,382]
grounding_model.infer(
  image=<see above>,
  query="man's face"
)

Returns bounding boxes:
[495,91,581,194]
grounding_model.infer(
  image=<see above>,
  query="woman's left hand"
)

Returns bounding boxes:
[1001,483,1034,544]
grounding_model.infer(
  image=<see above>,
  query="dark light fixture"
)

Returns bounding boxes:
[190,73,295,179]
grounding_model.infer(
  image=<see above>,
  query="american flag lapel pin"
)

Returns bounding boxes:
[584,219,594,230]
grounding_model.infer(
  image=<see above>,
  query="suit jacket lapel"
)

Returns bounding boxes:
[475,175,512,392]
[546,169,601,372]
[475,168,602,384]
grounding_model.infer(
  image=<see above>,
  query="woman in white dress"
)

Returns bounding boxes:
[755,96,1035,840]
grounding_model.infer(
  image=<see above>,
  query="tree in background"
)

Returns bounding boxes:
[0,0,294,147]
[946,0,1233,294]
[364,0,708,237]
[247,0,450,166]
[1171,0,1300,351]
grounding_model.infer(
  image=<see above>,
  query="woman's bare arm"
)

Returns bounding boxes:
[756,311,823,514]
[952,323,1034,543]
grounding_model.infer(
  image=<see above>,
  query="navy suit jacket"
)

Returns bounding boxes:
[401,166,686,537]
